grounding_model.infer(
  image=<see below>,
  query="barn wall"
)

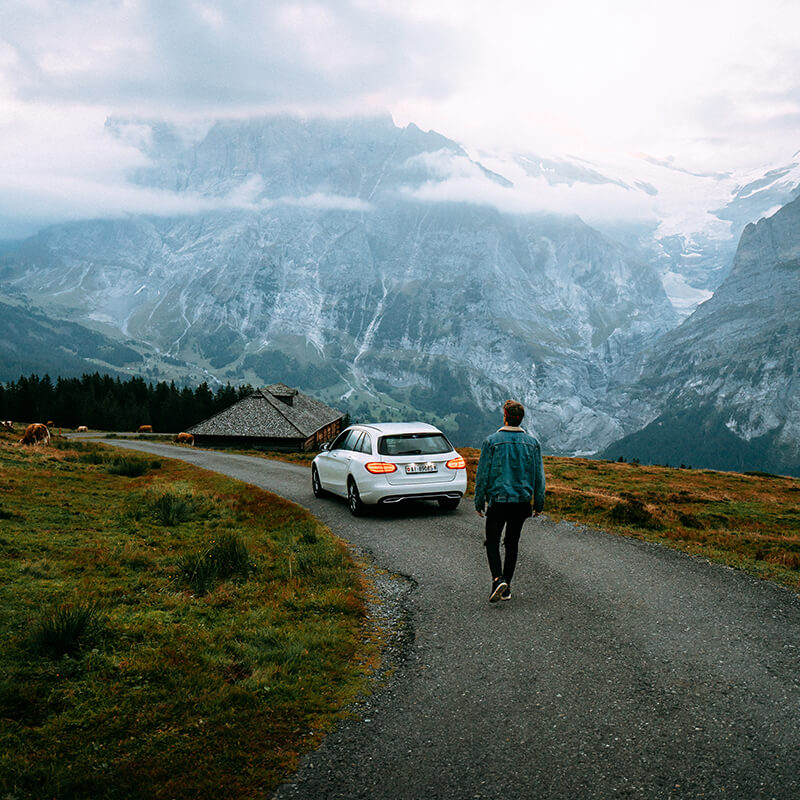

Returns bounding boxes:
[313,419,343,447]
[192,435,306,452]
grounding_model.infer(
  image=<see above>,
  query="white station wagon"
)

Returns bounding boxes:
[311,422,467,515]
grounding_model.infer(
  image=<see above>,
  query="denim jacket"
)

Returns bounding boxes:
[474,426,546,512]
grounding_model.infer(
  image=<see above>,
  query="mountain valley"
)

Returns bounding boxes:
[1,115,797,472]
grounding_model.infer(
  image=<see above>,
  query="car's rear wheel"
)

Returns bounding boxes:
[348,478,365,516]
[437,497,460,511]
[311,465,327,498]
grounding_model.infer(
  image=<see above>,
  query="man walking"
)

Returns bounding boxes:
[475,400,546,602]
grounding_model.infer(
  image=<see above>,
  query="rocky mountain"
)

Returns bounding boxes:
[602,194,800,475]
[0,115,679,450]
[1,115,797,462]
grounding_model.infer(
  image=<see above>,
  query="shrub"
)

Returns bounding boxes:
[29,602,105,659]
[106,457,153,477]
[177,532,255,595]
[678,511,705,529]
[609,498,662,529]
[51,439,83,451]
[76,448,106,464]
[208,532,254,578]
[149,491,200,526]
[177,552,218,595]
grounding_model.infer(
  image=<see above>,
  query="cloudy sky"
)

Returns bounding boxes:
[1,0,799,238]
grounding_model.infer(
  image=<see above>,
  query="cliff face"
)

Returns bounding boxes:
[0,115,679,449]
[603,195,800,474]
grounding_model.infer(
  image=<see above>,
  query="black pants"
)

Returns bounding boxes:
[485,502,532,583]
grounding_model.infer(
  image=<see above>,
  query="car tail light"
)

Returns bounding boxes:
[446,456,466,469]
[365,462,397,474]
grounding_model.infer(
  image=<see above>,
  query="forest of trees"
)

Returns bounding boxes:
[0,373,255,432]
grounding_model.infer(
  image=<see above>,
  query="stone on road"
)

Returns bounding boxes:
[102,440,800,799]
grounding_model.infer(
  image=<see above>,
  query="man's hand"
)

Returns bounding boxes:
[476,507,485,518]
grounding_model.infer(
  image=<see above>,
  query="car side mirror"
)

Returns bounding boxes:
[320,442,330,451]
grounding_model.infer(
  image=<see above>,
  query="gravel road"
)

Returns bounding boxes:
[101,440,800,799]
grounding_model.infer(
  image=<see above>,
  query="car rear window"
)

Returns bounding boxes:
[378,433,452,456]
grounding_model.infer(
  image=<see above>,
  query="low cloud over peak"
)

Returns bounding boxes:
[1,1,799,238]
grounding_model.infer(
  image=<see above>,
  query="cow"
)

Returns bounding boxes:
[175,432,194,446]
[19,423,50,446]
[137,425,153,433]
[1,421,13,431]
[76,425,89,433]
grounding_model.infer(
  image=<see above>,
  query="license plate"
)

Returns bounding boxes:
[406,463,437,474]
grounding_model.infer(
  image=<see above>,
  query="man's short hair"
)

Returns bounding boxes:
[503,399,525,426]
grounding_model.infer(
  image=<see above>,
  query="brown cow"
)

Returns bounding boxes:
[137,425,153,433]
[1,421,13,431]
[76,425,89,433]
[20,423,50,446]
[175,432,194,446]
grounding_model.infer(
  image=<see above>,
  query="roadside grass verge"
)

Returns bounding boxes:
[459,448,800,591]
[228,449,317,467]
[0,432,377,799]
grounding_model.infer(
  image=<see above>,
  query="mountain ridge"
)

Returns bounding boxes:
[601,194,800,475]
[1,114,797,465]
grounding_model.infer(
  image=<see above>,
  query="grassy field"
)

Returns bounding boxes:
[254,445,800,592]
[0,432,379,799]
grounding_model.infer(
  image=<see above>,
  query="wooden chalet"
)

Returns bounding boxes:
[187,384,345,451]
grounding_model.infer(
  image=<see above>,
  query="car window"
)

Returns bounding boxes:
[378,433,452,456]
[358,432,372,454]
[329,430,350,451]
[342,429,362,451]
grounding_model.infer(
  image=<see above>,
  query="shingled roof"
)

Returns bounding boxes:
[187,384,343,439]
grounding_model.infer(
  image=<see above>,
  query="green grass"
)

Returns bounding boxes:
[0,433,377,799]
[28,602,107,659]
